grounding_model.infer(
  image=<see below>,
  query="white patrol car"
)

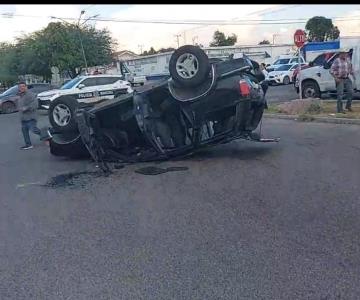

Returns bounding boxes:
[266,55,305,72]
[37,74,133,132]
[268,63,306,85]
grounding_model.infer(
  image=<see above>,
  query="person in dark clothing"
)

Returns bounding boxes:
[260,63,269,96]
[17,82,41,150]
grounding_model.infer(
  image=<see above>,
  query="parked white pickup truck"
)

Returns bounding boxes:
[120,61,147,86]
[123,73,147,86]
[295,47,360,98]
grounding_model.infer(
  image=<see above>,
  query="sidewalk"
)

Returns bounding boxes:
[264,113,360,125]
[265,99,360,125]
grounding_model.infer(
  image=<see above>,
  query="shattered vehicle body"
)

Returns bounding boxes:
[49,45,275,169]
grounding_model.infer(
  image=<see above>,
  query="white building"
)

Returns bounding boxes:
[119,43,297,80]
[112,50,139,61]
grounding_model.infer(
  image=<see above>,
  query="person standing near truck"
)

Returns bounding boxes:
[260,63,269,96]
[17,81,42,150]
[330,49,356,113]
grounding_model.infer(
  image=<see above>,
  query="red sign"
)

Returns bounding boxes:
[294,29,306,48]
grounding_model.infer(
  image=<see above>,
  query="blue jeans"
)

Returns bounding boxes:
[21,119,40,146]
[336,78,353,112]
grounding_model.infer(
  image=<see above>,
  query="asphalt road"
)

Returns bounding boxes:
[1,112,360,299]
[266,84,298,103]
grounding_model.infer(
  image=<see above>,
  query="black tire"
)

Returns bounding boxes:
[302,81,320,98]
[283,76,290,85]
[169,45,210,87]
[247,104,265,131]
[49,96,78,132]
[49,132,90,159]
[1,101,17,114]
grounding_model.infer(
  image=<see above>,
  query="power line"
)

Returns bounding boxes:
[178,5,302,44]
[1,12,360,25]
[63,17,360,25]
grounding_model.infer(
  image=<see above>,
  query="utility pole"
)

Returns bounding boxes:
[138,44,144,55]
[77,10,88,72]
[272,34,280,45]
[174,34,181,48]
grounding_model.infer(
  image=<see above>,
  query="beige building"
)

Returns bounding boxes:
[112,50,139,61]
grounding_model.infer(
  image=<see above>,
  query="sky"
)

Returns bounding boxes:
[1,4,360,54]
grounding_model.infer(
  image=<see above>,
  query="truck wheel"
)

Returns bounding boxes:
[49,132,90,158]
[169,45,210,87]
[302,81,320,98]
[49,96,78,132]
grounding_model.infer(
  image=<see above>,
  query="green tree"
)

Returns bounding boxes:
[158,47,175,53]
[141,47,158,56]
[141,46,176,56]
[305,16,340,42]
[329,26,340,40]
[258,39,270,45]
[2,21,116,80]
[0,43,19,87]
[209,30,237,47]
[147,47,156,55]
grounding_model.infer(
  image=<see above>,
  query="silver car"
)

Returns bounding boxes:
[0,83,55,114]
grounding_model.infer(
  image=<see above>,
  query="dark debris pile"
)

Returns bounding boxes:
[45,171,103,188]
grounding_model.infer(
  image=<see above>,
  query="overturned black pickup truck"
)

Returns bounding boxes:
[48,45,277,169]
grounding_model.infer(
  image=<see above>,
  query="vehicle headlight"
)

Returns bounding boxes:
[40,93,57,98]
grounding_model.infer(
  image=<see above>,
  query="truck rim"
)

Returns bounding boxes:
[304,87,316,98]
[53,104,71,126]
[176,53,199,79]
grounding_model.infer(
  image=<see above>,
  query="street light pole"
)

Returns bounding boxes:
[77,10,88,73]
[272,34,280,45]
[174,34,181,48]
[51,10,98,74]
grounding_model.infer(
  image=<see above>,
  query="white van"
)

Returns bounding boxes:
[296,47,360,98]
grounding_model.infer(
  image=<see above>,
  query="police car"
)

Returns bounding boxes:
[37,75,133,132]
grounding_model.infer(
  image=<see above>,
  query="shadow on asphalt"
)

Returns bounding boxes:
[170,143,276,162]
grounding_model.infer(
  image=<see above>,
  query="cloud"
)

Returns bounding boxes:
[7,4,359,54]
[334,9,360,36]
[0,5,81,43]
[96,5,278,52]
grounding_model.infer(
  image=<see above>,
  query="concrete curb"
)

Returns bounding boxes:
[264,113,360,125]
